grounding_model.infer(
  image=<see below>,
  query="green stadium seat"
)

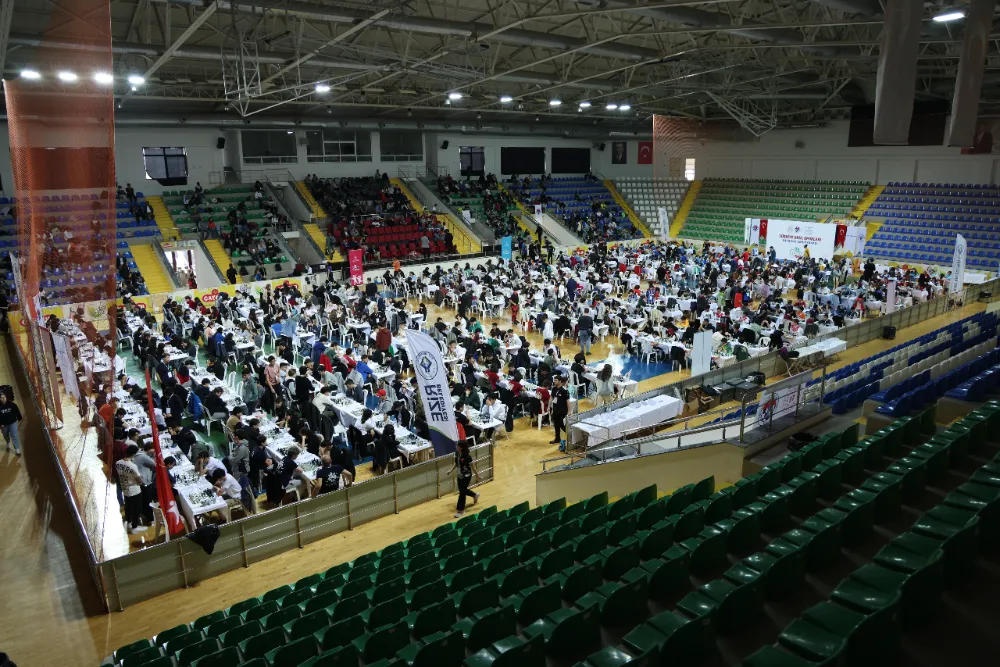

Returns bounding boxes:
[299,644,358,667]
[454,579,501,617]
[175,638,218,666]
[361,595,407,630]
[464,633,546,667]
[623,610,710,664]
[576,574,649,627]
[162,632,202,658]
[117,645,159,667]
[395,629,465,667]
[523,604,602,659]
[742,644,816,667]
[203,615,242,640]
[545,562,602,602]
[190,647,240,667]
[679,526,728,575]
[239,627,285,661]
[315,614,365,652]
[153,624,190,647]
[219,620,259,650]
[743,545,805,601]
[405,598,456,638]
[453,606,516,654]
[777,618,847,664]
[266,636,320,667]
[352,621,411,663]
[287,609,331,641]
[501,581,562,625]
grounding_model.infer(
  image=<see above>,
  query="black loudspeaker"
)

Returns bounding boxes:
[441,140,449,149]
[217,137,226,149]
[598,143,606,151]
[882,326,897,340]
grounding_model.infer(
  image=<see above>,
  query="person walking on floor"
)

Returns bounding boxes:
[550,375,570,451]
[116,444,146,534]
[578,308,594,355]
[0,391,23,455]
[449,439,479,518]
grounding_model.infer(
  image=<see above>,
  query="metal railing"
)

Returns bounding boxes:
[196,239,230,284]
[98,442,494,610]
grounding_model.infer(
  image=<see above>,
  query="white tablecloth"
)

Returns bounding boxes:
[795,338,847,359]
[571,394,683,448]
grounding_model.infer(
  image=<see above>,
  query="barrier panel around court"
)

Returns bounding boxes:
[96,442,493,610]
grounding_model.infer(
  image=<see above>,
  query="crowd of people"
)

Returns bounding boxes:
[435,173,523,239]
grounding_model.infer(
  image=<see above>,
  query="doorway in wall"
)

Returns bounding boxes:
[460,146,485,176]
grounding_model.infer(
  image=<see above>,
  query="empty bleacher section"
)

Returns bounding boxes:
[804,310,998,415]
[863,183,1000,268]
[101,401,1000,667]
[614,177,691,238]
[679,179,868,244]
[509,175,641,242]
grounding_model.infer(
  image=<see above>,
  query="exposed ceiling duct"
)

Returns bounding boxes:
[573,0,862,59]
[146,0,662,62]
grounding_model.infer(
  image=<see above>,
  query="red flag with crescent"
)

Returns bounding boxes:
[145,369,185,536]
[638,141,653,164]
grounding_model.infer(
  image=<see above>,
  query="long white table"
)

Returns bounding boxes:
[570,394,684,448]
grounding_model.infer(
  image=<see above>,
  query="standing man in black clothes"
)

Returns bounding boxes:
[550,375,570,451]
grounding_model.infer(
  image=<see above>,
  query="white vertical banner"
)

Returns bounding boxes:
[951,234,967,294]
[657,207,670,240]
[407,330,460,455]
[533,204,543,217]
[690,330,713,376]
[462,209,472,223]
[744,218,761,245]
[52,333,80,400]
[885,279,897,314]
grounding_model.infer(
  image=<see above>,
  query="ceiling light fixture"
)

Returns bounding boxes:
[447,91,463,100]
[579,101,592,108]
[606,103,618,110]
[619,103,632,111]
[20,69,40,80]
[286,130,294,134]
[127,74,145,85]
[549,99,561,106]
[57,71,78,82]
[315,83,330,93]
[499,95,513,103]
[932,10,964,22]
[93,72,114,85]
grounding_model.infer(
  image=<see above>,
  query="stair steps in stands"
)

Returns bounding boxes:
[304,222,343,262]
[127,243,173,294]
[204,239,240,283]
[605,179,653,238]
[147,196,180,240]
[295,181,328,220]
[670,179,701,238]
[851,185,885,220]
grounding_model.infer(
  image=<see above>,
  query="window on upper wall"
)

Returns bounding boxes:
[306,130,372,162]
[241,130,298,164]
[459,146,485,176]
[143,147,188,185]
[685,158,696,181]
[379,131,423,161]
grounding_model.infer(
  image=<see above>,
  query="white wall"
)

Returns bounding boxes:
[693,121,1000,185]
[113,126,226,194]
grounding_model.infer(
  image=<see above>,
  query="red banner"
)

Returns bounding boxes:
[145,370,185,536]
[348,249,364,286]
[759,219,768,244]
[834,224,848,250]
[638,141,653,164]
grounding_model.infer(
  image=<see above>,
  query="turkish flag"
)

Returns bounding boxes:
[145,370,185,537]
[638,141,653,164]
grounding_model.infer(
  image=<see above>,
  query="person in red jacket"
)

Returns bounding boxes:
[374,324,392,353]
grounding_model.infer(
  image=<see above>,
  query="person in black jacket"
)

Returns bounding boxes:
[294,365,313,408]
[550,375,570,450]
[167,424,197,458]
[205,387,230,421]
[0,392,22,455]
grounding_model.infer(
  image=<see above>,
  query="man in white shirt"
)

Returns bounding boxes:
[312,386,337,415]
[479,394,506,442]
[195,451,226,477]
